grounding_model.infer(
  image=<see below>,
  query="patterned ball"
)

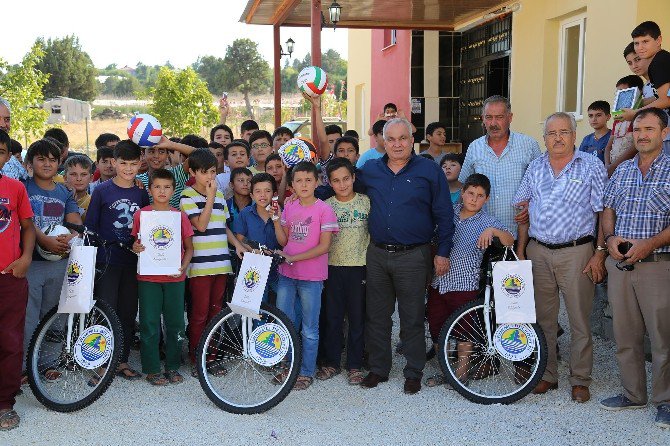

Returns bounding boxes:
[127,114,162,147]
[278,138,313,167]
[297,66,328,97]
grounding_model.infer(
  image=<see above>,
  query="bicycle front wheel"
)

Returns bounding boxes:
[438,298,547,405]
[27,299,123,412]
[196,302,301,414]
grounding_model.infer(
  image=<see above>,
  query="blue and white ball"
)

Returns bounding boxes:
[127,114,162,147]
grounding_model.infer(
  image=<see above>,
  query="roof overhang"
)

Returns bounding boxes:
[241,0,514,31]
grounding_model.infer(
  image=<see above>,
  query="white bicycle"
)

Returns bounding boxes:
[26,222,126,412]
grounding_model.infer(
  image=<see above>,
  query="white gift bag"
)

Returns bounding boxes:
[138,211,182,276]
[228,252,273,320]
[58,245,97,314]
[492,249,536,323]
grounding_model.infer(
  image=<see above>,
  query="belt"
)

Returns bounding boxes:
[640,252,670,263]
[372,242,425,253]
[531,236,593,250]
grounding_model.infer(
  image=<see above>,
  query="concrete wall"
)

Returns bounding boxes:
[346,29,373,152]
[370,29,412,131]
[509,0,670,146]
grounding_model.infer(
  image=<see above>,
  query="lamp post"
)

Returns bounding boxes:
[328,1,342,30]
[280,38,295,58]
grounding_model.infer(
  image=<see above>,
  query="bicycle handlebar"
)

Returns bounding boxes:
[63,222,134,252]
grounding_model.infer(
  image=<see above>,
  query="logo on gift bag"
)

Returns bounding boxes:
[501,274,525,297]
[150,225,174,250]
[66,261,83,286]
[243,267,261,291]
[73,325,114,369]
[248,323,290,366]
[493,324,536,361]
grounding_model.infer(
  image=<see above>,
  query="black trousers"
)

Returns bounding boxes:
[95,264,139,364]
[323,266,366,370]
[365,244,431,380]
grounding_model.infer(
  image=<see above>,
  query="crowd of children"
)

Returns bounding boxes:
[1,18,670,432]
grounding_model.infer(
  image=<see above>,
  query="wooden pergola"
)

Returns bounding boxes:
[240,0,511,142]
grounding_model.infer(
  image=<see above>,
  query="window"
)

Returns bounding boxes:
[383,29,397,49]
[558,15,586,116]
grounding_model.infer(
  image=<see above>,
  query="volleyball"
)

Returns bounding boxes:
[278,138,312,167]
[297,66,328,97]
[127,114,162,147]
[37,224,71,261]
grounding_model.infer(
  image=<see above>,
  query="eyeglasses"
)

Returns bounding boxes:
[544,130,573,139]
[252,143,271,150]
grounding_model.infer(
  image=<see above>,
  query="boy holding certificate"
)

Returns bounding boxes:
[131,168,194,385]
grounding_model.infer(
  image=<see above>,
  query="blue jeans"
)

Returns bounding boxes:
[276,275,323,377]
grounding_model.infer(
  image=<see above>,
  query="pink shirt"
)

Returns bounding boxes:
[279,198,339,281]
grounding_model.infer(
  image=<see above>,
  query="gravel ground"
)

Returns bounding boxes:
[4,308,669,446]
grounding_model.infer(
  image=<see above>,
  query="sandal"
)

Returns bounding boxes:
[117,366,143,381]
[0,409,20,431]
[190,365,199,378]
[316,366,341,381]
[146,373,169,386]
[347,369,364,385]
[206,361,227,377]
[164,370,184,384]
[44,369,62,383]
[293,375,313,391]
[272,368,290,385]
[424,373,445,387]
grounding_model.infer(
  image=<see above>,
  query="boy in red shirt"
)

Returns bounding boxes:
[0,129,36,431]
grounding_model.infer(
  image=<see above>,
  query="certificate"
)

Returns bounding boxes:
[138,211,181,276]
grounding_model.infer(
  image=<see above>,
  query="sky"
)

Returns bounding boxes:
[3,0,348,68]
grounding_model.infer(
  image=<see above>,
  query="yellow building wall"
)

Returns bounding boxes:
[510,0,670,146]
[346,28,373,152]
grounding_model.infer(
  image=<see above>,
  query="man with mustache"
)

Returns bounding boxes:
[600,107,670,429]
[514,112,608,403]
[459,96,541,239]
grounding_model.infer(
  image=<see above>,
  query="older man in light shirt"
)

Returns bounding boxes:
[515,112,608,404]
[459,95,541,238]
[0,98,28,180]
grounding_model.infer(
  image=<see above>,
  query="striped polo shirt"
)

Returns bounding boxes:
[180,186,232,277]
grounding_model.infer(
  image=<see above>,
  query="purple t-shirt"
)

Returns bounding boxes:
[279,198,339,281]
[85,179,150,266]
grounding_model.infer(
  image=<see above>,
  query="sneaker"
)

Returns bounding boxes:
[600,394,646,411]
[656,404,670,429]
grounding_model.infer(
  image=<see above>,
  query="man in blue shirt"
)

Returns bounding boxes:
[358,118,454,394]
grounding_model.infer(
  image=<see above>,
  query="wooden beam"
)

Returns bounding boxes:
[281,20,455,31]
[273,25,282,128]
[311,0,322,150]
[270,0,302,26]
[244,0,263,24]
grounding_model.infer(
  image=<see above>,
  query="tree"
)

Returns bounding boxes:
[280,66,299,93]
[35,35,98,101]
[0,43,50,141]
[286,50,347,98]
[149,67,218,137]
[192,56,227,95]
[222,38,272,119]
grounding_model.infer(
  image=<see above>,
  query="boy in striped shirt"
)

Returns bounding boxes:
[180,149,248,376]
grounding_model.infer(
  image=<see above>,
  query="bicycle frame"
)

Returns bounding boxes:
[482,244,516,354]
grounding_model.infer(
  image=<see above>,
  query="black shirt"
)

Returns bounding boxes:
[648,49,670,112]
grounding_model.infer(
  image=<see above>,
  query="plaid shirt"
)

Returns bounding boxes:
[604,152,670,253]
[432,203,509,293]
[514,151,607,244]
[459,131,541,238]
[1,156,28,180]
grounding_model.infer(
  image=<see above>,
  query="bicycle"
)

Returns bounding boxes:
[195,246,301,414]
[437,238,548,404]
[26,222,127,412]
